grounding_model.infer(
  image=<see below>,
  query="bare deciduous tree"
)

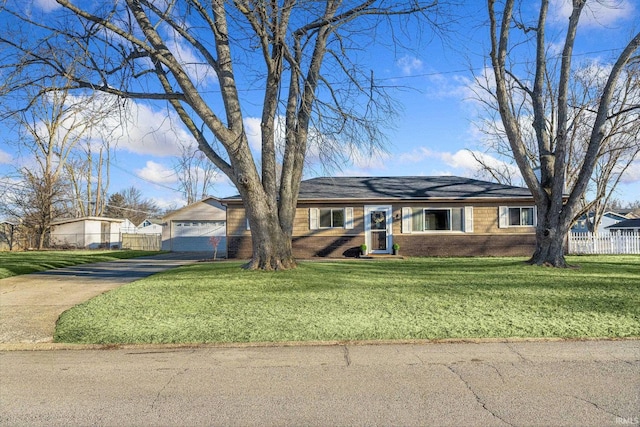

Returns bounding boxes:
[1,82,121,247]
[471,59,640,234]
[105,186,162,226]
[1,81,116,248]
[2,167,73,249]
[175,142,219,205]
[0,0,443,269]
[486,0,640,266]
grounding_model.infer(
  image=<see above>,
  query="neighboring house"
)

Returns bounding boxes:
[606,218,640,234]
[612,209,636,219]
[224,176,540,259]
[50,217,135,249]
[136,218,164,234]
[571,211,628,234]
[161,197,226,254]
[120,219,137,234]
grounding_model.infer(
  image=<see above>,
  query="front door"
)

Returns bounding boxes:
[364,206,392,254]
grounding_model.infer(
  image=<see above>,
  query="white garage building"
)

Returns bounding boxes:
[50,217,136,249]
[161,197,227,255]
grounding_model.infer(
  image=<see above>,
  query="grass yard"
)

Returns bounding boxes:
[0,250,164,279]
[54,256,640,344]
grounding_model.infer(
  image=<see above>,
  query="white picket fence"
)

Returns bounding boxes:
[568,232,640,255]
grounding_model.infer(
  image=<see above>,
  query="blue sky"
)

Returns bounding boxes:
[0,0,638,211]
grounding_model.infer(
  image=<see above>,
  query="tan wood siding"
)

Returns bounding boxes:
[226,206,251,236]
[293,204,363,237]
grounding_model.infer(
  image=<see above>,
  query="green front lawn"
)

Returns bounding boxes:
[54,256,640,344]
[0,250,164,279]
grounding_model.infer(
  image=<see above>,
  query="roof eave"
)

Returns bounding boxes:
[224,195,536,204]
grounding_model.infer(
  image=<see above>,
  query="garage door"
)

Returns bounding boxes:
[169,220,227,253]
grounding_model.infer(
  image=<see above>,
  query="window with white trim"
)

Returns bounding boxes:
[499,206,536,227]
[404,207,467,232]
[309,207,354,230]
[320,208,344,228]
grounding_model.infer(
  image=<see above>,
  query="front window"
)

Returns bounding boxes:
[509,207,535,226]
[320,208,344,228]
[411,208,464,232]
[424,209,450,230]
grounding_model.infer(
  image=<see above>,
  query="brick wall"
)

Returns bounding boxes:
[392,234,536,257]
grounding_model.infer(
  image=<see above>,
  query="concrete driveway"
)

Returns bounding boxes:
[0,252,208,344]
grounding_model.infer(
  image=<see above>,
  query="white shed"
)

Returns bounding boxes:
[162,197,227,254]
[50,217,132,249]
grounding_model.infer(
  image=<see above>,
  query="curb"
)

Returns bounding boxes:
[1,336,637,352]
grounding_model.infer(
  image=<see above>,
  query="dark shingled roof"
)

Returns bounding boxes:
[606,218,640,229]
[224,176,534,201]
[296,176,533,200]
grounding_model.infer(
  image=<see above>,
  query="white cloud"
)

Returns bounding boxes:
[243,115,387,176]
[443,150,520,179]
[164,29,218,87]
[440,150,480,170]
[111,102,196,157]
[549,0,635,28]
[153,196,185,211]
[397,56,424,76]
[394,145,522,182]
[426,72,474,100]
[0,149,12,164]
[243,117,263,152]
[33,0,61,12]
[396,147,435,163]
[349,150,389,171]
[620,160,640,184]
[136,161,177,184]
[40,93,196,158]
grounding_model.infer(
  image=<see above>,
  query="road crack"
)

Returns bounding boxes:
[343,345,351,367]
[505,342,530,363]
[446,365,514,426]
[569,394,623,419]
[151,368,189,409]
[484,362,506,384]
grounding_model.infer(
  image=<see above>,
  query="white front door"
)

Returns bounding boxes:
[364,205,392,254]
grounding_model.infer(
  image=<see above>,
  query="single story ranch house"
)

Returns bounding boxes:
[224,176,539,259]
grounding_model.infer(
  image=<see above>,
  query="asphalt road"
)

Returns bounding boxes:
[1,340,638,427]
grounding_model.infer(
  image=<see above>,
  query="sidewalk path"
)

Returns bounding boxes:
[1,340,638,426]
[0,252,208,343]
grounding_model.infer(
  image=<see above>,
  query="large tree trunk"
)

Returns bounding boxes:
[528,199,575,267]
[242,199,296,271]
[244,220,296,270]
[528,222,568,267]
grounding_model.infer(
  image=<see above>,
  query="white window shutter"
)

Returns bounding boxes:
[246,217,250,230]
[309,208,319,230]
[402,207,412,234]
[498,206,508,228]
[464,206,474,233]
[344,207,354,229]
[533,206,538,227]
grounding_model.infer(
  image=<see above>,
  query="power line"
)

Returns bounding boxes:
[193,47,631,94]
[108,158,183,194]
